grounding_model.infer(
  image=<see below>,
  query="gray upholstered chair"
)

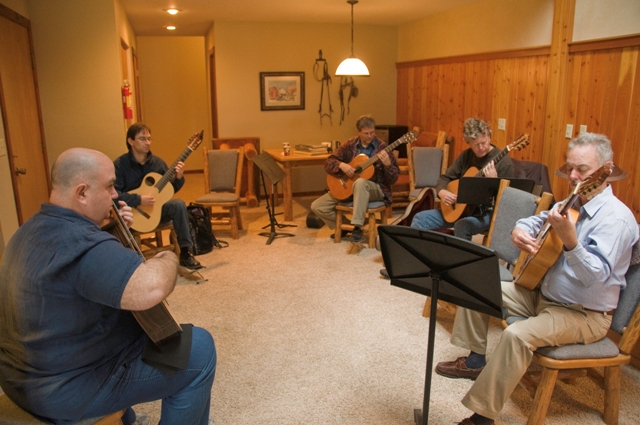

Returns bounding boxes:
[484,180,554,280]
[195,146,244,239]
[0,394,125,424]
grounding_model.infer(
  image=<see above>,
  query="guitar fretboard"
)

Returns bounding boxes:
[355,131,417,173]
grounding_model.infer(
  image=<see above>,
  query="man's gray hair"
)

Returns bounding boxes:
[568,132,613,165]
[463,118,492,142]
[355,115,376,131]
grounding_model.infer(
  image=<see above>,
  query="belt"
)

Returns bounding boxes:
[584,308,615,316]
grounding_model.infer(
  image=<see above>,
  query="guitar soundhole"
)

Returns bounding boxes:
[144,176,156,186]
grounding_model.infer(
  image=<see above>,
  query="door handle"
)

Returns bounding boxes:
[14,167,26,175]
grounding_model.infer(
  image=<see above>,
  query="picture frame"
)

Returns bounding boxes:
[260,72,305,111]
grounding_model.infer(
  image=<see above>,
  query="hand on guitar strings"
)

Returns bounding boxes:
[547,204,578,251]
[140,195,156,207]
[116,200,135,228]
[438,189,457,207]
[339,161,357,178]
[377,150,392,167]
[511,227,539,255]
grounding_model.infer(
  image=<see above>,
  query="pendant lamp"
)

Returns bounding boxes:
[335,0,369,76]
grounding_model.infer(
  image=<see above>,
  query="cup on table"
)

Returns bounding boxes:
[283,143,291,156]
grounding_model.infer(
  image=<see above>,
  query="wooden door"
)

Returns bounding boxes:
[0,6,50,224]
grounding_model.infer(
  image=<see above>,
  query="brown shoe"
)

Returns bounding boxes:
[435,356,483,380]
[458,418,494,425]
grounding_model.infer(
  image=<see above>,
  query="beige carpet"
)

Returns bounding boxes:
[130,195,640,425]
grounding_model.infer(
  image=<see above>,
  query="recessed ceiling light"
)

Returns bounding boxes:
[166,26,176,30]
[166,9,179,15]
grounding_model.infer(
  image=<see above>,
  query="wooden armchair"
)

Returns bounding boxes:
[504,259,640,425]
[195,146,244,239]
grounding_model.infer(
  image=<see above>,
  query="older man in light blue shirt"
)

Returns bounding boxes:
[434,133,639,425]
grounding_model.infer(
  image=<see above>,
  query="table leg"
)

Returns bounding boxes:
[282,163,293,221]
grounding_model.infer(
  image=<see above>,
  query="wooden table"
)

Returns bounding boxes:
[265,149,330,221]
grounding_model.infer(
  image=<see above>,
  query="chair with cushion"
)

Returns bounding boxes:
[0,393,125,424]
[195,146,244,239]
[422,180,553,317]
[334,201,389,248]
[502,225,640,425]
[390,132,450,227]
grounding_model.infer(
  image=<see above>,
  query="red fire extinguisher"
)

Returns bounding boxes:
[122,80,133,119]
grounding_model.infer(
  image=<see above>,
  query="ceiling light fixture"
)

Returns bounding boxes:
[166,26,176,30]
[166,9,179,15]
[335,0,369,76]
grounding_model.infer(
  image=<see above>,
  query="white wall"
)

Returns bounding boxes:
[574,0,640,41]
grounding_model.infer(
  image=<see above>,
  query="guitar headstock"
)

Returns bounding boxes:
[188,130,204,150]
[573,164,612,198]
[508,134,530,151]
[401,130,418,145]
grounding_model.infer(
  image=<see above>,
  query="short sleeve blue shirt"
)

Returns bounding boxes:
[0,204,145,422]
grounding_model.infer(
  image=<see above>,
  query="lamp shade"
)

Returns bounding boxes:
[555,163,628,181]
[335,56,370,76]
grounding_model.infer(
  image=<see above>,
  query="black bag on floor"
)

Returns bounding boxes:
[187,203,228,255]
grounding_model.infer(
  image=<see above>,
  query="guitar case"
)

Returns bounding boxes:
[306,211,325,229]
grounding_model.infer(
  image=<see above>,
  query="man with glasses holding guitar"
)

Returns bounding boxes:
[311,115,400,243]
[436,133,638,425]
[115,123,202,270]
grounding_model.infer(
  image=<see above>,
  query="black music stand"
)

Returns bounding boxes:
[457,177,536,206]
[378,226,504,425]
[251,152,296,245]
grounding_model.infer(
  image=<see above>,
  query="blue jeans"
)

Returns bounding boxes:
[410,208,491,241]
[84,327,216,425]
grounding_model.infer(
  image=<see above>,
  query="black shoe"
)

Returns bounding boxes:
[330,229,349,240]
[349,227,364,243]
[380,268,389,279]
[180,252,203,270]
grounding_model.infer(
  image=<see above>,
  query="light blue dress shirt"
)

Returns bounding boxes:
[515,185,638,311]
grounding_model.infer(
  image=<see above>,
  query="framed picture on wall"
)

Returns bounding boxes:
[260,72,305,111]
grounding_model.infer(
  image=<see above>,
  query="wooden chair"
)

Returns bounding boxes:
[390,128,450,209]
[132,221,181,260]
[334,201,389,248]
[0,394,125,424]
[503,259,640,425]
[389,131,450,227]
[195,146,244,239]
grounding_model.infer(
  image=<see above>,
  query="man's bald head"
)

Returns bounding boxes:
[51,148,107,192]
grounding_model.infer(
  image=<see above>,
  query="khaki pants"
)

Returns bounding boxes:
[310,179,384,229]
[450,281,612,419]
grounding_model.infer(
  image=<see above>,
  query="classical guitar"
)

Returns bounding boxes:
[513,164,612,290]
[104,201,183,346]
[441,134,530,223]
[389,187,435,226]
[326,131,418,200]
[129,131,203,233]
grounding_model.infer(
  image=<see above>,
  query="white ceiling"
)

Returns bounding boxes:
[121,0,481,36]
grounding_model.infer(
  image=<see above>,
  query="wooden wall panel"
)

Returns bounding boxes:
[396,39,640,218]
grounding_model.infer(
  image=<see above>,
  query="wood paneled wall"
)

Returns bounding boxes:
[397,35,640,219]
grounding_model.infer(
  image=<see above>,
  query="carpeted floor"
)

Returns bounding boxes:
[130,188,640,425]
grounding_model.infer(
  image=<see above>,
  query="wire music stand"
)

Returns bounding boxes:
[251,152,296,245]
[378,226,504,425]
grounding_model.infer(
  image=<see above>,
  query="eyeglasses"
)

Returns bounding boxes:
[135,137,152,142]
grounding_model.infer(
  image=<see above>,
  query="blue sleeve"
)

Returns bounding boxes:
[76,238,143,309]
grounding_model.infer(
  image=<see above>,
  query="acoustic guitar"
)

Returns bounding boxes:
[129,131,203,233]
[326,131,418,200]
[389,187,435,226]
[441,134,530,223]
[513,164,612,290]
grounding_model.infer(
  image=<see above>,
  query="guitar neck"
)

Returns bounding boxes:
[355,135,410,172]
[478,146,510,176]
[156,146,194,191]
